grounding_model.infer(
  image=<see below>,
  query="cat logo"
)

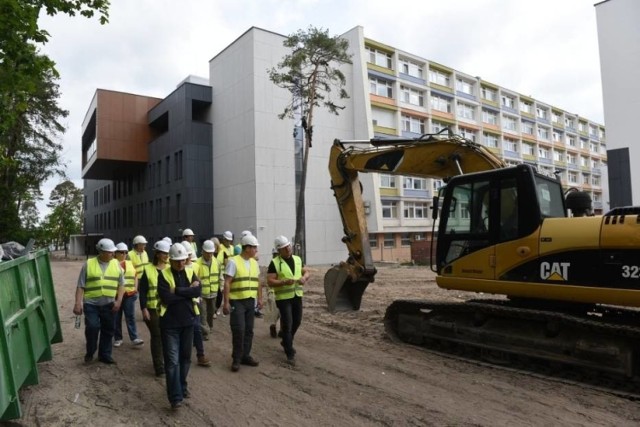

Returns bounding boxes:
[540,262,570,281]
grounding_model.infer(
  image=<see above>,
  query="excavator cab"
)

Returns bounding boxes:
[433,163,567,274]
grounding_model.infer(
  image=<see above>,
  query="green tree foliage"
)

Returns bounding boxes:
[42,180,82,253]
[268,26,352,260]
[0,0,110,243]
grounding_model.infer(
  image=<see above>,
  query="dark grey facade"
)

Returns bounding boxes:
[82,82,213,248]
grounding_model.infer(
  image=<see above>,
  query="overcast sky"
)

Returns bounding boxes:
[37,0,604,217]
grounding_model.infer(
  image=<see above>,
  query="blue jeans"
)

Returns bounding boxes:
[161,326,193,404]
[83,302,115,361]
[229,298,255,362]
[114,293,139,341]
[193,310,204,357]
[276,296,303,358]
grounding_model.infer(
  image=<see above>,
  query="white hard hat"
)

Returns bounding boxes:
[211,237,220,246]
[169,243,189,261]
[181,241,194,255]
[202,240,216,253]
[133,235,147,245]
[241,234,259,247]
[274,235,291,250]
[241,230,252,237]
[96,238,117,252]
[162,237,172,245]
[222,231,233,241]
[154,240,171,253]
[182,228,195,237]
[116,242,128,252]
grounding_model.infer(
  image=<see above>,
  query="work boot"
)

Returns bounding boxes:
[231,361,240,372]
[197,355,211,367]
[240,356,259,367]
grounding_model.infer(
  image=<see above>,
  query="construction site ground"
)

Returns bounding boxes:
[8,257,640,426]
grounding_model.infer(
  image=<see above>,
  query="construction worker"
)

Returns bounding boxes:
[223,234,263,372]
[113,243,144,348]
[216,231,234,268]
[128,235,150,279]
[182,228,198,257]
[73,238,125,364]
[182,241,210,367]
[196,240,219,335]
[139,240,170,376]
[157,243,202,410]
[267,235,310,366]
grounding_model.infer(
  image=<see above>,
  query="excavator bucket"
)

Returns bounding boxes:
[324,266,370,313]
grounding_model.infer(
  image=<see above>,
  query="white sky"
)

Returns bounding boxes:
[37,0,604,218]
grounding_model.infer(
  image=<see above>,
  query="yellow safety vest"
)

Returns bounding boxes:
[143,264,167,309]
[229,255,259,300]
[159,268,200,317]
[85,258,121,299]
[122,260,136,293]
[272,255,303,300]
[195,257,220,296]
[128,250,149,279]
[216,244,233,266]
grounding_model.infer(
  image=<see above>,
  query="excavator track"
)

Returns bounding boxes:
[385,299,640,397]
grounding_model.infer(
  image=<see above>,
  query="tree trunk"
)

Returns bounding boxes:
[293,134,311,262]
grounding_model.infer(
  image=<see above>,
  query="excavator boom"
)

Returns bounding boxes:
[325,133,505,312]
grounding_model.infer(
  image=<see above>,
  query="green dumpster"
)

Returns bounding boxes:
[0,249,62,421]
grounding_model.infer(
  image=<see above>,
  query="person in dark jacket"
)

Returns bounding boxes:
[157,243,201,410]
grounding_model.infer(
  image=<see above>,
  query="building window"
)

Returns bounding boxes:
[401,233,412,246]
[380,174,396,188]
[459,127,477,142]
[483,132,499,148]
[366,46,393,68]
[404,201,427,218]
[482,109,498,125]
[502,115,517,131]
[567,153,577,165]
[431,120,448,134]
[457,102,476,120]
[537,127,550,140]
[456,78,474,95]
[567,136,576,147]
[522,143,534,156]
[501,94,515,109]
[401,115,425,134]
[481,86,497,102]
[553,131,562,143]
[174,150,183,180]
[536,107,548,120]
[400,85,424,106]
[165,156,170,184]
[403,177,427,190]
[520,101,533,114]
[430,94,451,113]
[539,147,550,159]
[369,234,378,248]
[400,59,423,78]
[521,121,534,135]
[579,122,587,132]
[176,193,181,222]
[383,233,395,248]
[428,69,450,87]
[565,117,575,129]
[568,172,578,183]
[382,200,398,218]
[166,196,171,223]
[369,77,393,98]
[553,150,563,162]
[505,138,518,152]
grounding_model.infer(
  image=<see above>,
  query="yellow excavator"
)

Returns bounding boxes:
[325,131,640,378]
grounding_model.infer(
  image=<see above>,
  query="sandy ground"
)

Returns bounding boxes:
[7,257,640,426]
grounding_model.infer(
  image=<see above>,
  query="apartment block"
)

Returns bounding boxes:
[79,26,607,264]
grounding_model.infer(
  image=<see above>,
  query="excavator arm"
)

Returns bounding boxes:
[325,133,505,312]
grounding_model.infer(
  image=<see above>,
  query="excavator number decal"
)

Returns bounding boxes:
[540,262,570,281]
[621,265,640,279]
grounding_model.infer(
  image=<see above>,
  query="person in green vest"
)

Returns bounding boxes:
[157,243,202,409]
[267,235,310,366]
[223,234,263,372]
[128,235,150,280]
[138,240,170,377]
[195,240,220,337]
[113,243,144,348]
[73,238,125,364]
